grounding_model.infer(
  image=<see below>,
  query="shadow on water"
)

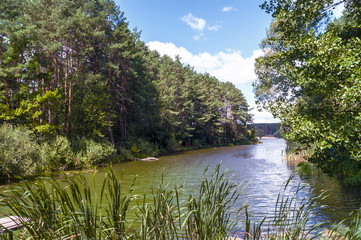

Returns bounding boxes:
[297,169,361,224]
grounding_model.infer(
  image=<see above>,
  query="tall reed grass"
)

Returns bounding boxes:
[0,165,358,239]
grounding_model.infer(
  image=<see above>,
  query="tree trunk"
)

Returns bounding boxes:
[53,51,59,135]
[107,48,115,145]
[64,44,69,134]
[121,116,127,141]
[68,44,73,136]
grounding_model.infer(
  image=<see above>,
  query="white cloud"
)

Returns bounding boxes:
[222,6,236,12]
[207,24,222,31]
[147,41,264,85]
[332,1,344,19]
[180,13,206,31]
[180,13,222,41]
[193,33,206,41]
[147,41,277,123]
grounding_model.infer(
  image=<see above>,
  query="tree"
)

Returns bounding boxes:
[254,0,361,177]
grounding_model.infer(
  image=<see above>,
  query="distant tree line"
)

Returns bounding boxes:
[0,0,255,178]
[251,123,282,138]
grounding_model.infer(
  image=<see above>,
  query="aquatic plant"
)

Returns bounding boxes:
[0,165,245,239]
[242,177,326,240]
[0,165,350,240]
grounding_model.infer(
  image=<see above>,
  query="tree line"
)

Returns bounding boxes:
[0,0,255,178]
[251,123,282,138]
[254,0,361,182]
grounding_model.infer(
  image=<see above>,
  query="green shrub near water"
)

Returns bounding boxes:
[0,124,119,178]
[0,124,40,180]
[74,138,117,168]
[296,162,317,177]
[39,135,74,171]
[117,146,135,161]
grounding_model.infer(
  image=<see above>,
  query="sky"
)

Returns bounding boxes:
[114,0,344,123]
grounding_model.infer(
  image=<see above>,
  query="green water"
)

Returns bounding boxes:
[2,139,361,228]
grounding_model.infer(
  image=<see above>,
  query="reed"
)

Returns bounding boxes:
[183,165,246,240]
[0,165,357,239]
[241,176,326,240]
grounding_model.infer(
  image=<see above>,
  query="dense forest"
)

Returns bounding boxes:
[0,0,255,178]
[254,0,361,182]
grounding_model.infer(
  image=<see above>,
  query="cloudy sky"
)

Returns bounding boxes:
[115,0,344,123]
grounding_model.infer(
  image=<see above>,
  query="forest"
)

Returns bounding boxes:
[0,0,255,178]
[251,123,281,138]
[254,0,361,183]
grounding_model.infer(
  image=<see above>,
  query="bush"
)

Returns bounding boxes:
[0,124,40,180]
[117,146,135,161]
[295,161,315,177]
[132,139,160,157]
[75,138,116,168]
[125,139,160,159]
[39,135,74,171]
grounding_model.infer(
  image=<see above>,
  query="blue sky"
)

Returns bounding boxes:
[114,0,344,123]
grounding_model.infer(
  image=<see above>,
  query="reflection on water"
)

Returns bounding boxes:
[110,138,361,227]
[300,168,361,223]
[2,138,361,231]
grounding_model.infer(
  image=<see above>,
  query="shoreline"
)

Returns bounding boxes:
[258,136,281,140]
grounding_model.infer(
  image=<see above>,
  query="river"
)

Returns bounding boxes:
[108,138,361,228]
[2,138,361,234]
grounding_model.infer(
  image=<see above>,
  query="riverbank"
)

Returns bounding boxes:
[2,138,361,239]
[258,135,281,140]
[0,138,259,184]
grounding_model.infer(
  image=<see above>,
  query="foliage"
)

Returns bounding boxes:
[129,139,160,158]
[0,124,39,180]
[254,0,361,177]
[252,123,281,138]
[39,135,74,171]
[183,165,245,239]
[0,165,246,239]
[116,146,135,161]
[0,0,254,167]
[256,129,264,139]
[0,165,336,239]
[295,162,317,178]
[75,138,116,168]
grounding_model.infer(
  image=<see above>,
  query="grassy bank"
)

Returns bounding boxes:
[0,165,359,239]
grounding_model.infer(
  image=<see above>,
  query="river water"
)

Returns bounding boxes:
[108,138,361,227]
[2,138,361,234]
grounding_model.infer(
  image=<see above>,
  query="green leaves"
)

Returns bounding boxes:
[255,0,361,177]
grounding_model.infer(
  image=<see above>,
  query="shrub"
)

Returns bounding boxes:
[0,124,40,180]
[131,139,160,157]
[76,138,116,168]
[39,135,74,171]
[117,146,135,161]
[296,161,316,177]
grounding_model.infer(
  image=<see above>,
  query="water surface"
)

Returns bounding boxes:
[3,138,361,233]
